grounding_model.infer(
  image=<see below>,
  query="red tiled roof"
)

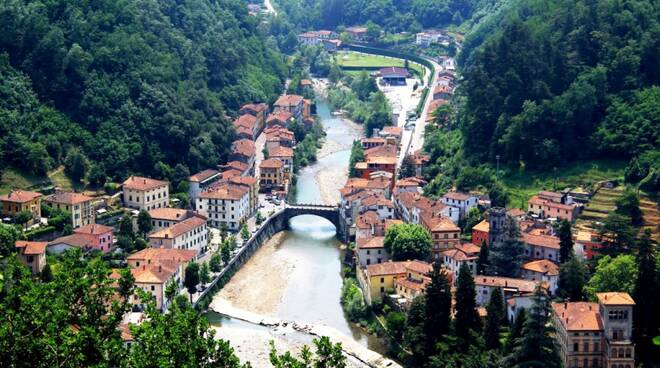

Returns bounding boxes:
[127,248,196,264]
[149,215,207,239]
[596,292,635,306]
[148,208,189,221]
[200,183,248,201]
[522,259,559,276]
[260,158,284,169]
[74,224,113,236]
[442,191,473,201]
[268,146,294,158]
[45,192,93,205]
[552,302,603,331]
[381,126,402,137]
[379,67,409,78]
[274,94,304,107]
[224,161,250,173]
[122,176,168,191]
[231,139,256,157]
[357,236,384,249]
[475,276,538,293]
[366,261,408,277]
[266,111,294,125]
[421,213,459,233]
[49,234,94,249]
[240,103,268,114]
[189,169,220,183]
[364,144,397,159]
[406,260,432,275]
[0,190,42,203]
[355,210,381,229]
[522,233,560,250]
[234,114,257,128]
[229,176,258,186]
[131,263,176,284]
[15,240,47,255]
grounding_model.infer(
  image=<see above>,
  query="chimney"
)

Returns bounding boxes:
[588,305,592,311]
[158,265,162,273]
[142,265,146,270]
[564,302,567,308]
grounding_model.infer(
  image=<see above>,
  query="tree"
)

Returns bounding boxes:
[255,211,264,225]
[557,219,573,263]
[40,263,53,282]
[504,287,562,368]
[488,217,524,277]
[383,223,432,261]
[424,261,452,356]
[348,140,365,178]
[136,210,152,237]
[504,309,527,354]
[48,208,72,231]
[454,263,481,346]
[221,244,231,265]
[119,213,134,239]
[484,287,504,350]
[599,212,636,255]
[87,163,106,187]
[165,279,178,303]
[385,311,406,341]
[184,262,200,303]
[557,256,587,301]
[15,210,33,229]
[615,188,644,226]
[199,262,211,285]
[476,241,489,275]
[209,252,222,272]
[64,148,88,183]
[269,336,346,368]
[399,154,416,178]
[584,255,638,299]
[240,223,250,241]
[632,230,659,365]
[404,296,428,365]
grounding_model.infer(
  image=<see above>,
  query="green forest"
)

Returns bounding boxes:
[0,0,286,182]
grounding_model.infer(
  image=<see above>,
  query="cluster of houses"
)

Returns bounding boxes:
[414,30,453,48]
[425,58,457,125]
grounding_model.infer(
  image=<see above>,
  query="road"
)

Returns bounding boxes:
[263,0,277,15]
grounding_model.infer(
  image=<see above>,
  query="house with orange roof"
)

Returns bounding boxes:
[148,214,208,255]
[355,236,388,267]
[219,161,251,176]
[409,150,430,177]
[274,94,304,120]
[129,263,178,311]
[420,212,461,258]
[268,146,294,179]
[229,176,259,215]
[148,208,193,232]
[521,259,559,294]
[230,139,256,175]
[394,177,427,195]
[259,159,285,192]
[432,84,453,100]
[522,232,561,262]
[357,260,409,305]
[122,176,169,211]
[48,233,96,254]
[265,126,295,149]
[0,190,42,223]
[188,169,222,204]
[44,191,95,228]
[528,190,579,222]
[474,275,542,306]
[394,191,458,224]
[393,261,435,308]
[233,114,259,140]
[239,102,268,131]
[355,210,385,239]
[197,183,250,230]
[360,194,395,220]
[441,191,479,220]
[15,240,47,274]
[441,242,480,276]
[73,224,114,253]
[266,110,294,128]
[471,219,490,246]
[551,292,635,368]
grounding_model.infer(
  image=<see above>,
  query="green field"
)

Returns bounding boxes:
[334,51,425,79]
[501,159,627,208]
[0,166,78,195]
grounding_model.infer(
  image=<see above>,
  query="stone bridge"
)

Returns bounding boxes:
[284,203,348,242]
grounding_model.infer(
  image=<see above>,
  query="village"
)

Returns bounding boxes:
[0,26,641,368]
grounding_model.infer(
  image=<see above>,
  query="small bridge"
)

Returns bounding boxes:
[284,203,348,242]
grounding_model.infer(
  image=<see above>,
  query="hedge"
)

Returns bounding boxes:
[23,226,56,240]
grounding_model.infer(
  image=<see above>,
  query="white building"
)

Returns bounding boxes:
[148,214,209,256]
[122,176,169,211]
[356,236,389,267]
[440,242,480,278]
[196,183,250,231]
[521,259,559,295]
[188,169,221,205]
[474,275,539,307]
[441,191,479,220]
[147,208,192,232]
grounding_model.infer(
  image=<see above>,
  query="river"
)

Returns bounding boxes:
[207,96,390,366]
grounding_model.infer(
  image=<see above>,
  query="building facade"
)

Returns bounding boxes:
[148,214,209,255]
[122,176,169,211]
[44,191,95,228]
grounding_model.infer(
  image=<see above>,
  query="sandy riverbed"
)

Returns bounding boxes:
[214,232,291,315]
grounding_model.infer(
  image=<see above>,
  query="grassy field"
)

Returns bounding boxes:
[334,51,425,80]
[501,159,627,208]
[0,166,77,195]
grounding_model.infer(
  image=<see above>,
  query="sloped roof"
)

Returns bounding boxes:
[189,169,220,183]
[16,240,47,255]
[148,208,189,221]
[148,215,207,239]
[552,302,603,331]
[74,224,113,236]
[596,292,635,306]
[45,192,93,205]
[122,176,168,191]
[522,259,559,276]
[0,190,42,203]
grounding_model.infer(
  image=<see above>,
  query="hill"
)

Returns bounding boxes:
[0,0,287,183]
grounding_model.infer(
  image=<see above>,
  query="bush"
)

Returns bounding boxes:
[341,278,368,322]
[23,226,56,240]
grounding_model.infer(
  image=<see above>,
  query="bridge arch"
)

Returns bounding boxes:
[283,204,348,243]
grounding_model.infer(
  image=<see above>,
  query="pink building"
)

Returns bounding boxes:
[73,224,114,253]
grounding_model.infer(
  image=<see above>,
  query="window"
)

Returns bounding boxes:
[573,342,579,352]
[583,342,589,352]
[380,277,384,283]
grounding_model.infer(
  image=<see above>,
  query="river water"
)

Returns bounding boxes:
[207,97,388,365]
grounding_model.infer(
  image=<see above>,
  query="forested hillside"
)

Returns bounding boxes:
[0,0,286,182]
[458,0,659,180]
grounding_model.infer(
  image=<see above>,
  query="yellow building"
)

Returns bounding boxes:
[0,190,42,222]
[44,192,95,228]
[259,159,285,192]
[357,261,408,305]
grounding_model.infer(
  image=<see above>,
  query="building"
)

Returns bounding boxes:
[265,126,295,149]
[523,232,561,262]
[394,177,426,196]
[122,176,169,211]
[298,31,321,45]
[471,219,489,246]
[360,195,395,220]
[487,207,507,245]
[148,214,208,255]
[44,191,95,228]
[521,259,559,295]
[147,208,192,232]
[197,184,250,231]
[474,275,540,306]
[239,102,268,132]
[379,67,409,85]
[229,176,259,215]
[73,224,114,254]
[266,111,294,128]
[220,160,251,177]
[432,84,453,100]
[356,236,388,267]
[259,159,285,192]
[441,191,479,220]
[419,212,461,258]
[15,240,47,274]
[392,261,434,308]
[345,26,367,41]
[188,169,222,205]
[355,210,385,239]
[552,292,635,368]
[230,139,256,175]
[528,191,580,222]
[0,190,42,222]
[274,94,304,120]
[409,150,430,177]
[415,30,448,47]
[48,233,95,254]
[268,146,294,180]
[395,191,459,224]
[322,38,342,52]
[358,261,408,305]
[441,242,481,276]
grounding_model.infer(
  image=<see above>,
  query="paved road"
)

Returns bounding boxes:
[264,0,277,15]
[403,57,441,160]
